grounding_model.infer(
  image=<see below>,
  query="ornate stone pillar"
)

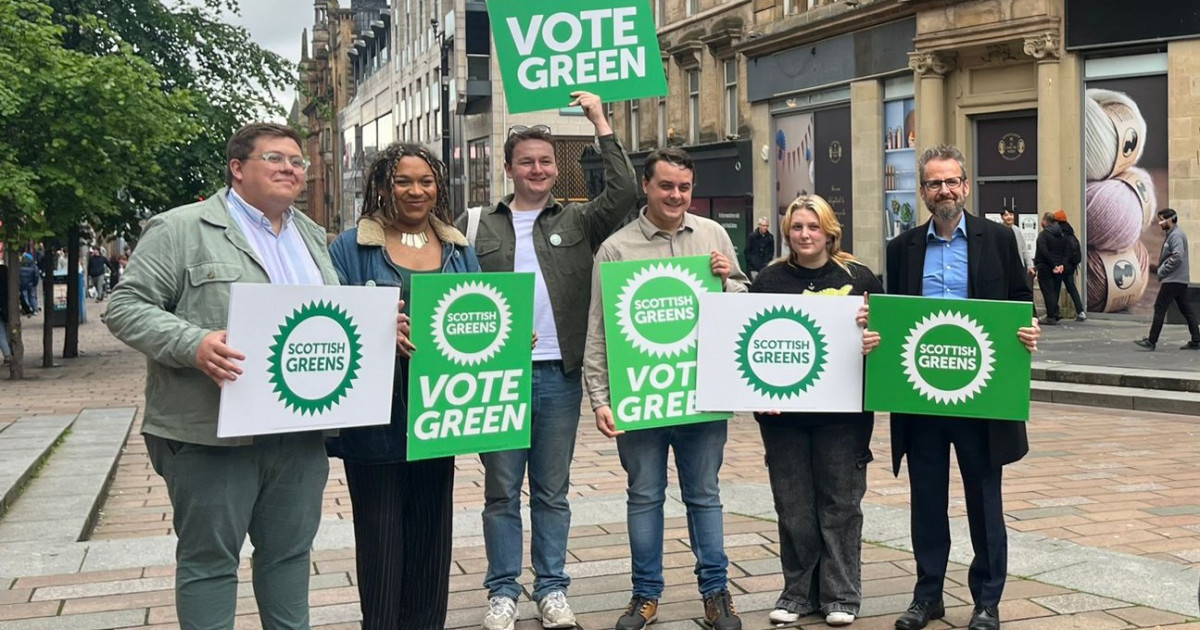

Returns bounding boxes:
[1025,32,1064,220]
[908,51,953,160]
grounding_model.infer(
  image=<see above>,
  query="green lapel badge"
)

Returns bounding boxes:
[267,301,364,415]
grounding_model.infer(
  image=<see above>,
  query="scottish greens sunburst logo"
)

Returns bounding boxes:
[614,262,706,358]
[267,301,363,415]
[901,310,995,405]
[735,306,828,399]
[430,281,512,366]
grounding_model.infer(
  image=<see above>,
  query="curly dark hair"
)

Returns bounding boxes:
[360,142,453,227]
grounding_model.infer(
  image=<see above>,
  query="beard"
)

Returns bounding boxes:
[926,197,965,223]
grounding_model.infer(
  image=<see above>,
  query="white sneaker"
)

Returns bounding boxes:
[537,591,577,628]
[825,611,855,626]
[483,596,519,630]
[769,608,801,624]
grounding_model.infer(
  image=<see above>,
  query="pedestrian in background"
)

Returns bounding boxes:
[1136,208,1200,350]
[106,122,338,630]
[87,247,109,301]
[1033,211,1068,324]
[1054,210,1087,321]
[20,253,39,314]
[326,143,479,630]
[0,262,11,366]
[752,194,881,628]
[745,216,774,281]
[1000,209,1033,279]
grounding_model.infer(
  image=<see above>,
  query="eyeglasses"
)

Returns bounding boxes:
[921,177,965,192]
[508,124,551,137]
[248,152,311,171]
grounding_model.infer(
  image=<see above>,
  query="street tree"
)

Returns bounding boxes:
[0,0,193,378]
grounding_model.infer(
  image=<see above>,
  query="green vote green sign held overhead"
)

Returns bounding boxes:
[487,0,669,114]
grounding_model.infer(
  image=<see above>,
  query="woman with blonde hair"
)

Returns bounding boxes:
[752,194,881,627]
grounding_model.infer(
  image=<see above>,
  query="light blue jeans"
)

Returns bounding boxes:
[616,420,730,599]
[481,361,582,601]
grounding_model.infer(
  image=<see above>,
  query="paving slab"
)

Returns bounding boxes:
[0,415,74,517]
[0,408,136,544]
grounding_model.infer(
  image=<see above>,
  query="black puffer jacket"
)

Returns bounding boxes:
[1034,222,1068,269]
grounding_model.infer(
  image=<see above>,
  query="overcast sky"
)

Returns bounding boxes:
[213,2,311,115]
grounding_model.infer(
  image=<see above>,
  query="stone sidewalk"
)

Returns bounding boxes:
[2,306,1200,628]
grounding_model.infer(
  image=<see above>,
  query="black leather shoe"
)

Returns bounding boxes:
[1182,341,1200,350]
[969,606,1000,630]
[894,599,944,630]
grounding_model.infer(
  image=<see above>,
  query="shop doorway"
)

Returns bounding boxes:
[974,111,1039,253]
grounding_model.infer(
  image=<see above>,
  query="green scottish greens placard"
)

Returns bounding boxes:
[407,273,534,460]
[601,256,728,431]
[865,295,1031,421]
[487,0,669,114]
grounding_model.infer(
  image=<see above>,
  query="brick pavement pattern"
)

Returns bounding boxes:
[2,305,1200,628]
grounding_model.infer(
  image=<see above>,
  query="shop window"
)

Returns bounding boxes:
[688,70,700,144]
[467,138,491,207]
[724,60,739,137]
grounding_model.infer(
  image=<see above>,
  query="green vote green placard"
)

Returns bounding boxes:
[600,256,729,431]
[407,273,534,460]
[865,295,1032,421]
[487,0,669,114]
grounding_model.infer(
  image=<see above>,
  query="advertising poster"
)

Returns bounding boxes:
[814,106,854,251]
[407,273,535,461]
[218,284,400,438]
[600,256,727,431]
[487,0,669,113]
[865,295,1031,421]
[774,112,815,252]
[1082,75,1168,317]
[695,293,865,413]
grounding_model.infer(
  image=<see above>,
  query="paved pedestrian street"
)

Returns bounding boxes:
[2,306,1199,628]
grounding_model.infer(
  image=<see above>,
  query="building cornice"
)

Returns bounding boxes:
[912,14,1060,53]
[737,1,915,58]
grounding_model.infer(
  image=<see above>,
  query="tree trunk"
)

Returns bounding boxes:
[4,247,23,379]
[42,237,55,369]
[64,225,80,358]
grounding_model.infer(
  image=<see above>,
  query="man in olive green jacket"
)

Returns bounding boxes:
[106,123,339,630]
[464,91,638,630]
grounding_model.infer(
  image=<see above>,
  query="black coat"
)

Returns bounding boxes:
[1033,223,1068,269]
[745,230,775,272]
[884,212,1033,474]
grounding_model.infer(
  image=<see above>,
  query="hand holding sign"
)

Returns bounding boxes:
[1018,316,1040,353]
[396,300,415,358]
[570,91,612,136]
[196,330,245,387]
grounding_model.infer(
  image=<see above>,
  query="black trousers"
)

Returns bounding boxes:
[906,417,1007,607]
[1148,282,1200,344]
[1035,266,1062,319]
[345,457,456,630]
[1061,270,1084,313]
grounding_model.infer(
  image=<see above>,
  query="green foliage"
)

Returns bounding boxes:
[0,0,298,249]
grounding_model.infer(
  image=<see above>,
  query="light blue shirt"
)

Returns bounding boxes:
[226,190,323,286]
[922,213,969,299]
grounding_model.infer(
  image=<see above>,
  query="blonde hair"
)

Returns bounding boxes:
[773,194,857,272]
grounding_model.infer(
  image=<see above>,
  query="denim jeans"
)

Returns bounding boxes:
[481,361,583,601]
[0,318,9,359]
[759,420,871,616]
[616,420,729,599]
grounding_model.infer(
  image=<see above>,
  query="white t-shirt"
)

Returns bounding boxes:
[510,209,563,361]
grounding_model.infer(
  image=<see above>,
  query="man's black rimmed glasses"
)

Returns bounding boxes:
[920,177,966,192]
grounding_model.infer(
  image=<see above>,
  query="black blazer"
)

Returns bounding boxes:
[885,212,1033,474]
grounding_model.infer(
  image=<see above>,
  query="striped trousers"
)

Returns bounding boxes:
[345,457,455,630]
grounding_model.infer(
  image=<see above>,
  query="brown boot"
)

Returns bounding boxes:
[615,595,658,630]
[702,590,741,630]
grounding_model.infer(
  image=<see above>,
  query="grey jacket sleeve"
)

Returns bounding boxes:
[104,218,210,369]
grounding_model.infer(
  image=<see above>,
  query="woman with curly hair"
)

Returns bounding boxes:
[326,142,480,630]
